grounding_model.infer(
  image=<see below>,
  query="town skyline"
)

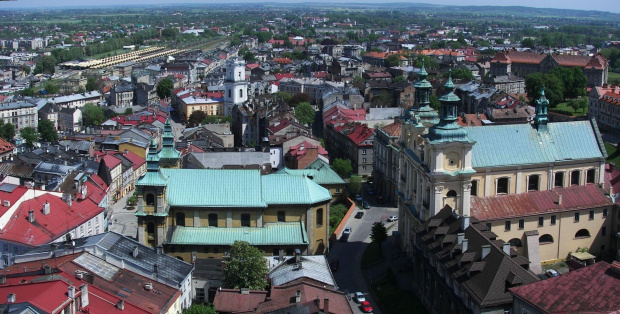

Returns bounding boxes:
[0,0,619,14]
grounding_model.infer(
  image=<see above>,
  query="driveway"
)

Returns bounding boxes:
[329,200,399,314]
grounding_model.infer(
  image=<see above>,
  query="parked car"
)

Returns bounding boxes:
[355,211,364,219]
[363,201,371,209]
[340,227,352,242]
[546,269,560,277]
[355,194,363,202]
[387,215,398,222]
[360,301,373,313]
[354,292,366,303]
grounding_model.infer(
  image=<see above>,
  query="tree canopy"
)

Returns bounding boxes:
[86,77,98,92]
[223,241,268,290]
[349,175,362,195]
[82,103,106,126]
[521,38,535,49]
[44,82,58,95]
[20,127,39,148]
[188,110,207,127]
[38,119,58,142]
[525,72,564,106]
[294,102,315,126]
[370,222,388,245]
[0,121,15,141]
[182,304,216,314]
[386,54,403,67]
[156,78,174,99]
[332,158,353,178]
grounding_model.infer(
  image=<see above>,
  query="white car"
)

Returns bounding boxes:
[387,215,398,222]
[546,269,559,277]
[354,292,366,303]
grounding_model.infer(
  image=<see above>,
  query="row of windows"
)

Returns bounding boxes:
[496,209,608,232]
[173,208,325,228]
[470,169,597,196]
[505,227,605,249]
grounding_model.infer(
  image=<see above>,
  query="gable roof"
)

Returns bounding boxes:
[464,120,605,168]
[276,159,345,185]
[267,255,336,287]
[168,222,308,246]
[261,174,331,205]
[510,261,620,313]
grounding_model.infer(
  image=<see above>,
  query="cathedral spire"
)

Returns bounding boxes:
[534,86,549,131]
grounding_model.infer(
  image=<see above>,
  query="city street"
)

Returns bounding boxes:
[329,194,399,314]
[108,190,138,239]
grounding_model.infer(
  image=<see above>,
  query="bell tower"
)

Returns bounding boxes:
[224,57,249,115]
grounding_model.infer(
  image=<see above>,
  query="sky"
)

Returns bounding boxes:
[0,0,618,14]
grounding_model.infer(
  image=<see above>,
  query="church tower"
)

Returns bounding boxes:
[224,57,249,116]
[158,118,181,168]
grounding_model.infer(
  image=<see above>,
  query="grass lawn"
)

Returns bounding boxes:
[605,143,620,166]
[361,242,382,269]
[550,101,588,117]
[608,72,620,85]
[371,268,428,314]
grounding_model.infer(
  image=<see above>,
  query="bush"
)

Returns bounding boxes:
[329,203,348,234]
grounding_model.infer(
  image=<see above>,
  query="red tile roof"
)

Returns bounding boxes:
[510,261,620,313]
[115,150,145,170]
[0,137,14,155]
[471,184,612,221]
[273,58,293,64]
[312,71,329,78]
[274,73,295,81]
[379,122,402,137]
[0,280,71,312]
[101,153,122,169]
[255,280,352,313]
[213,289,268,313]
[0,184,28,218]
[458,113,488,127]
[289,141,328,159]
[604,164,620,200]
[322,105,366,126]
[0,193,103,247]
[334,123,374,146]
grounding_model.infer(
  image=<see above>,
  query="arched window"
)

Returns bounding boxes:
[539,234,554,245]
[175,212,185,226]
[146,193,155,206]
[316,208,324,228]
[586,169,596,184]
[446,190,457,197]
[509,238,523,248]
[575,229,591,239]
[570,170,580,186]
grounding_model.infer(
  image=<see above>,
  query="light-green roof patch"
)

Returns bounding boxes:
[261,174,332,205]
[160,168,267,208]
[275,160,345,185]
[136,170,169,186]
[168,222,308,246]
[465,120,605,168]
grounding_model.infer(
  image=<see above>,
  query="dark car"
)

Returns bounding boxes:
[363,201,371,209]
[355,211,364,219]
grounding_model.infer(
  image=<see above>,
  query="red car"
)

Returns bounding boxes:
[361,301,373,313]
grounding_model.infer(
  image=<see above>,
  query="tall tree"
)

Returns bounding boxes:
[20,127,39,148]
[82,103,105,126]
[85,77,98,92]
[370,221,388,253]
[223,241,268,290]
[38,119,58,142]
[44,82,58,95]
[332,158,353,178]
[521,38,535,49]
[349,175,362,195]
[156,78,174,100]
[188,110,206,127]
[294,102,315,126]
[1,123,15,141]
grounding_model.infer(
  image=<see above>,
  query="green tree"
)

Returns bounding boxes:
[349,175,362,196]
[20,127,39,148]
[294,102,315,126]
[161,28,179,40]
[37,119,58,142]
[430,94,441,111]
[156,78,174,99]
[495,38,505,45]
[521,38,535,49]
[243,51,256,63]
[525,73,564,106]
[371,90,394,108]
[44,82,58,95]
[569,67,587,99]
[332,158,352,178]
[394,75,406,83]
[370,221,388,253]
[182,304,216,314]
[82,103,106,126]
[223,241,268,290]
[124,108,134,115]
[1,123,15,141]
[23,66,31,75]
[444,68,474,80]
[188,110,207,127]
[275,91,292,104]
[20,88,36,97]
[386,54,403,67]
[85,77,98,92]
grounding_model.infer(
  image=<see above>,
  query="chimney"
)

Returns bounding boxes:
[481,245,491,259]
[460,216,470,231]
[62,193,72,207]
[0,275,6,284]
[153,264,158,273]
[68,286,76,299]
[558,194,562,205]
[7,293,15,303]
[28,209,35,223]
[503,243,511,255]
[117,300,125,310]
[457,233,465,244]
[324,298,330,314]
[156,246,163,255]
[278,249,284,261]
[79,284,89,307]
[42,201,50,215]
[295,249,301,263]
[44,265,52,275]
[462,239,468,253]
[132,246,139,258]
[295,290,301,303]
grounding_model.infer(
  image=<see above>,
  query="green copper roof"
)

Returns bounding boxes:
[158,146,181,160]
[168,222,309,246]
[418,59,428,79]
[425,123,474,144]
[413,79,432,89]
[161,169,267,208]
[261,174,332,205]
[534,86,549,127]
[415,105,440,125]
[275,160,345,185]
[136,170,169,187]
[465,120,605,168]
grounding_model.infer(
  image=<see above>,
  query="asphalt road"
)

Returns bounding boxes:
[329,195,399,314]
[108,190,138,239]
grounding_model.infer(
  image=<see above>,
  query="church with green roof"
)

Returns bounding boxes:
[134,138,332,259]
